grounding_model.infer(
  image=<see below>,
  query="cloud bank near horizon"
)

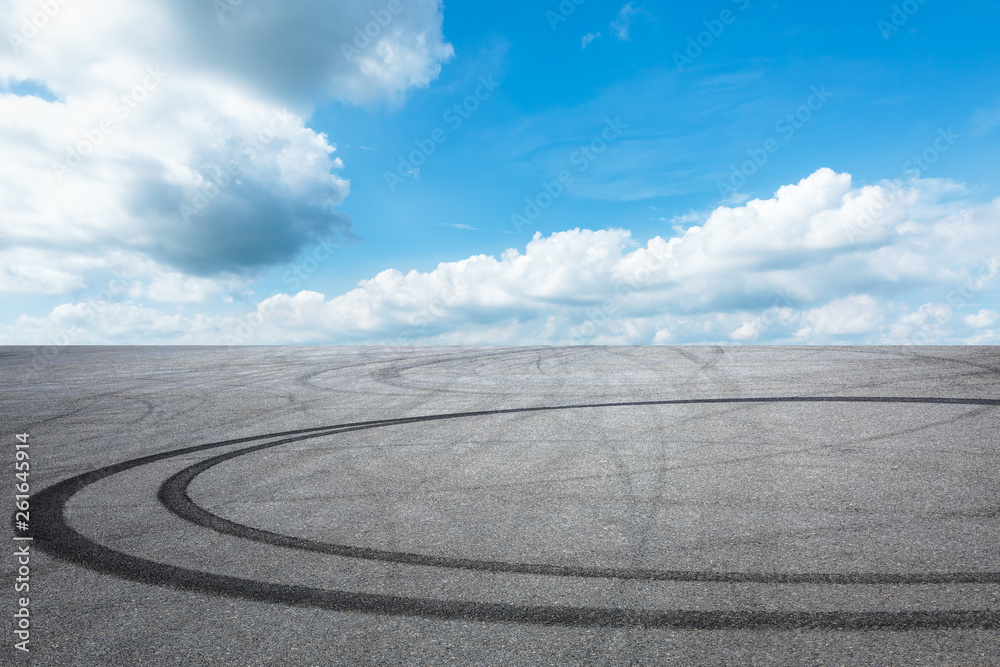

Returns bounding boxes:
[5,169,998,347]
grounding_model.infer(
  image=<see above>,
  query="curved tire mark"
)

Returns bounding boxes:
[32,396,1000,629]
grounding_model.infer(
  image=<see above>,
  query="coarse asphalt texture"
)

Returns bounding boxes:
[2,345,999,665]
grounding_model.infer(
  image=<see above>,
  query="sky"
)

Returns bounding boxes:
[1,0,999,346]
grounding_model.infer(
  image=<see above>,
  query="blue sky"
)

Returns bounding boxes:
[1,0,999,345]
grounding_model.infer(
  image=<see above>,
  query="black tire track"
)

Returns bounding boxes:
[32,396,1000,630]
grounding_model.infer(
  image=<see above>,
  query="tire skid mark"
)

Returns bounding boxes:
[32,396,1000,629]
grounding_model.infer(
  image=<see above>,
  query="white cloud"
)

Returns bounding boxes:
[0,0,453,301]
[799,295,884,337]
[610,3,641,41]
[729,320,762,341]
[881,302,953,345]
[582,32,601,49]
[4,301,228,346]
[1,0,453,107]
[6,169,999,346]
[965,309,999,328]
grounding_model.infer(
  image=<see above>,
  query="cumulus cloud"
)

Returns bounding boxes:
[2,0,453,107]
[965,309,999,328]
[797,295,884,338]
[6,169,999,346]
[0,0,452,300]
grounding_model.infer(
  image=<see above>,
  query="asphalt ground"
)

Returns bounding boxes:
[1,345,998,665]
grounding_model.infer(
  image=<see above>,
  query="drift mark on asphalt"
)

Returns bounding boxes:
[31,396,1000,629]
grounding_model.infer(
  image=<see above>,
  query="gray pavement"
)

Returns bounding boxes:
[1,346,999,665]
